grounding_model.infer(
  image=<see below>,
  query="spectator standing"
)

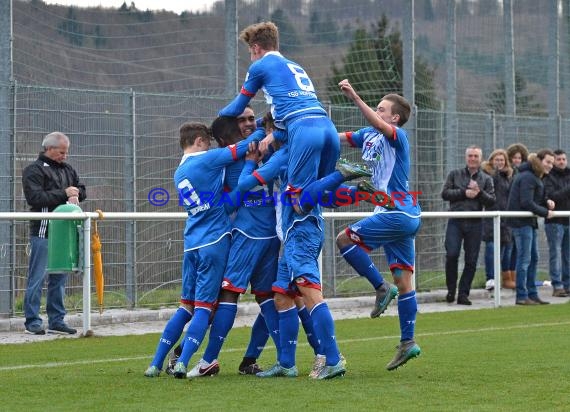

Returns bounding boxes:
[504,143,530,281]
[22,132,86,335]
[543,149,570,297]
[481,149,515,290]
[441,146,495,305]
[506,143,529,172]
[506,149,555,305]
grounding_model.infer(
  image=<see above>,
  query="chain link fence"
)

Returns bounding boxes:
[0,83,567,315]
[2,0,570,315]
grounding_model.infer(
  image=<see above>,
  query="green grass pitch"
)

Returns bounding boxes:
[1,304,569,411]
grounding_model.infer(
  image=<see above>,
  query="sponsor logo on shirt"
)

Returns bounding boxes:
[189,202,210,215]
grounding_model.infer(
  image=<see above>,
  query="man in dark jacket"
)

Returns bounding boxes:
[543,149,570,297]
[507,149,555,305]
[442,145,495,305]
[22,132,86,335]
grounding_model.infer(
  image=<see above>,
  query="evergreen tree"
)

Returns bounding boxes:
[309,11,339,44]
[270,8,301,53]
[486,71,544,116]
[118,1,129,13]
[57,7,84,47]
[326,15,438,110]
[94,25,106,49]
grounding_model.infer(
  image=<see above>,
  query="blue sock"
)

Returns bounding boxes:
[340,244,384,289]
[298,305,320,355]
[244,313,270,359]
[202,302,237,363]
[259,299,281,354]
[150,307,192,369]
[178,307,211,366]
[278,306,299,368]
[398,291,417,342]
[310,302,340,366]
[300,171,345,212]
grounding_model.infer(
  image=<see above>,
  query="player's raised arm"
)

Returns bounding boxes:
[338,79,395,139]
[219,92,253,117]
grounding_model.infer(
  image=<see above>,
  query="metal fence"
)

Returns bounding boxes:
[2,0,570,315]
[0,83,567,316]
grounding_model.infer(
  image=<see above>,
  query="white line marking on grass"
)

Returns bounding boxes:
[2,320,569,372]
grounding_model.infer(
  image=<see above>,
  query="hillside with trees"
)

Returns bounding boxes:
[9,0,558,114]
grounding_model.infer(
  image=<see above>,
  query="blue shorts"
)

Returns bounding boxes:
[274,217,324,294]
[346,211,421,272]
[181,234,230,308]
[222,231,280,297]
[286,116,340,192]
[272,255,299,298]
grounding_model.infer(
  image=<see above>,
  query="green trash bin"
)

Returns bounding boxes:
[47,203,83,273]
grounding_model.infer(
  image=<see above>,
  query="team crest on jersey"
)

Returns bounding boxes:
[221,280,230,288]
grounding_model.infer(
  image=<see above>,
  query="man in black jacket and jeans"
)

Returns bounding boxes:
[543,149,570,297]
[22,132,86,335]
[441,145,495,305]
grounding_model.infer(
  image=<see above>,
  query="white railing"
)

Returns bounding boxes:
[1,210,569,335]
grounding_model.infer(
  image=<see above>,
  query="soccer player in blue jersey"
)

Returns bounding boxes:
[218,21,340,212]
[162,106,271,376]
[220,22,371,380]
[143,120,261,378]
[335,79,422,371]
[185,116,283,378]
[235,108,276,375]
[233,138,345,380]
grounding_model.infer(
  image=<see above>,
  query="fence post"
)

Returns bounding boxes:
[124,90,137,307]
[224,0,238,98]
[402,0,415,109]
[0,0,13,316]
[493,214,501,307]
[548,0,560,147]
[82,216,91,334]
[504,0,516,119]
[445,0,457,171]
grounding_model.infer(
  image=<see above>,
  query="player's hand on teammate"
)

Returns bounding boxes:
[258,133,275,156]
[245,141,262,162]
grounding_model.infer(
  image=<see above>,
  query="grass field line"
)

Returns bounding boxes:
[2,319,569,372]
